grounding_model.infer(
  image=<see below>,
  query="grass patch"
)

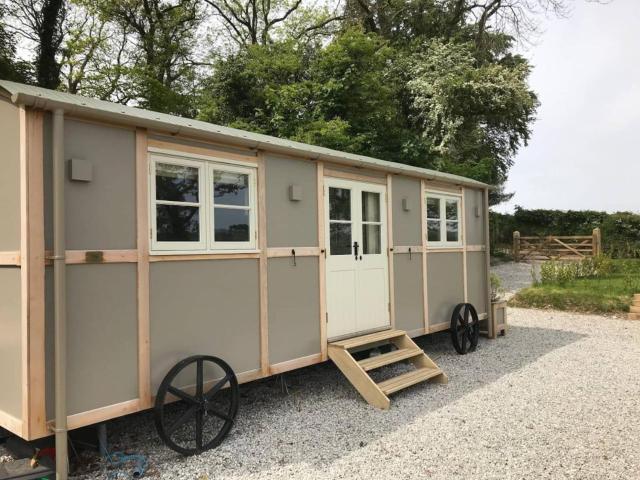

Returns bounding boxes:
[510,259,640,314]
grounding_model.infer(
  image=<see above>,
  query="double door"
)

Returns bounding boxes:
[325,178,390,340]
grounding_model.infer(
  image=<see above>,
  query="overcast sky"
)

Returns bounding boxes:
[495,0,640,214]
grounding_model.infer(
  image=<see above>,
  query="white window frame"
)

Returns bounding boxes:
[424,191,462,248]
[149,151,257,254]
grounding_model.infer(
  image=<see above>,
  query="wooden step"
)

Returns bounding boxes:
[358,347,423,371]
[634,293,640,301]
[330,329,405,350]
[628,313,640,321]
[630,305,640,314]
[378,367,444,395]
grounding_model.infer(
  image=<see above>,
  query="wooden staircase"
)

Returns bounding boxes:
[629,294,640,320]
[328,329,447,409]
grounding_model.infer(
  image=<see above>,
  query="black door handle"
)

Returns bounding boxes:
[353,241,359,260]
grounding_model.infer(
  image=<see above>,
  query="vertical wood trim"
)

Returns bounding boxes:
[483,188,492,327]
[257,152,269,375]
[26,111,46,438]
[19,106,29,436]
[317,162,327,361]
[461,188,468,302]
[386,174,395,328]
[135,128,151,409]
[420,180,429,333]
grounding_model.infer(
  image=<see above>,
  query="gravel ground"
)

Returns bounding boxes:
[57,308,640,480]
[491,261,540,299]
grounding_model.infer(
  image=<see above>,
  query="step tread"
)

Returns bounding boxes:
[358,348,424,371]
[630,305,640,313]
[628,313,640,320]
[378,367,443,395]
[330,329,405,349]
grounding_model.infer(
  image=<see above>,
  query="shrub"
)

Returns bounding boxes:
[538,256,613,285]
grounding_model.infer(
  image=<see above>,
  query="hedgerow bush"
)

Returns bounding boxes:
[536,256,614,286]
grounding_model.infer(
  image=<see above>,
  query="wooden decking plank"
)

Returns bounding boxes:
[378,367,443,395]
[358,348,423,371]
[330,329,405,349]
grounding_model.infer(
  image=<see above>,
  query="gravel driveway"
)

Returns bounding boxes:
[491,261,540,298]
[64,307,639,480]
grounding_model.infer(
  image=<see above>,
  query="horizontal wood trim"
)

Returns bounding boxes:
[424,182,463,194]
[267,247,321,258]
[466,245,486,252]
[0,410,23,438]
[429,321,451,333]
[47,399,142,433]
[270,353,323,375]
[393,246,423,254]
[406,327,427,338]
[0,251,20,265]
[148,138,258,164]
[43,250,138,265]
[324,168,387,185]
[427,247,464,253]
[149,253,260,262]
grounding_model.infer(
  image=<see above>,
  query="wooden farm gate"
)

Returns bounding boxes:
[513,228,602,261]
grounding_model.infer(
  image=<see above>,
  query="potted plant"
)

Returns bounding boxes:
[489,273,507,338]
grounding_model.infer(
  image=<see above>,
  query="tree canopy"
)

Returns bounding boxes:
[0,0,584,203]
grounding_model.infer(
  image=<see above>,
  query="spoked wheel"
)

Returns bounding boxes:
[450,303,480,355]
[154,355,239,455]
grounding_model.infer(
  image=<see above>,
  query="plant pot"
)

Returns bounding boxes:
[489,300,508,339]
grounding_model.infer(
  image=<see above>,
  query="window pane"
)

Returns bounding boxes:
[213,171,249,206]
[329,188,351,221]
[330,222,351,255]
[426,197,440,219]
[156,163,199,202]
[446,200,458,221]
[214,208,250,242]
[446,221,459,242]
[427,219,441,242]
[363,224,381,255]
[156,205,200,242]
[362,191,380,222]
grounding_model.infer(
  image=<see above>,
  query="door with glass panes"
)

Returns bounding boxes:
[325,178,389,340]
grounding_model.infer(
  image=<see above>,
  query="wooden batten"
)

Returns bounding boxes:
[429,321,450,333]
[149,252,260,262]
[317,162,328,361]
[0,251,21,265]
[423,181,463,195]
[324,167,387,185]
[257,152,269,376]
[420,180,429,331]
[461,188,468,302]
[136,129,152,409]
[386,174,395,328]
[483,188,492,327]
[0,410,24,437]
[267,247,321,258]
[270,353,323,375]
[148,137,258,164]
[393,246,423,254]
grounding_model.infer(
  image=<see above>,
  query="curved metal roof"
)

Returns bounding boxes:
[0,80,490,189]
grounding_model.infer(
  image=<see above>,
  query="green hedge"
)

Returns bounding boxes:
[491,207,640,258]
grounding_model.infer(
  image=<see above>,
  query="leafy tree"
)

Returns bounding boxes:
[0,5,31,82]
[9,0,67,88]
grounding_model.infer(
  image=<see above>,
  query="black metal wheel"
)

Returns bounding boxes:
[154,355,239,455]
[450,303,480,355]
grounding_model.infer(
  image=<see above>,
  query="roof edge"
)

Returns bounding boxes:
[0,80,492,189]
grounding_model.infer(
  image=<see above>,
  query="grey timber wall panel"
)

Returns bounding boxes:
[464,188,485,246]
[150,260,260,391]
[0,100,20,251]
[0,268,22,419]
[392,176,422,246]
[393,253,424,333]
[267,257,320,364]
[64,264,138,416]
[265,155,318,248]
[427,252,465,325]
[43,119,136,250]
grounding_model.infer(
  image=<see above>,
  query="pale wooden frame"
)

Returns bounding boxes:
[324,168,387,185]
[420,180,429,333]
[257,151,269,375]
[317,161,328,361]
[424,190,463,248]
[386,174,395,328]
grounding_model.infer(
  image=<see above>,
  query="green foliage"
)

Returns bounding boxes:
[512,259,640,314]
[0,5,31,82]
[538,256,613,286]
[490,272,503,301]
[491,207,640,258]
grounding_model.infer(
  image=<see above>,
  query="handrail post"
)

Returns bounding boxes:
[513,231,520,262]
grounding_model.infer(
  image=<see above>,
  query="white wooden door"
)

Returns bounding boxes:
[325,178,389,340]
